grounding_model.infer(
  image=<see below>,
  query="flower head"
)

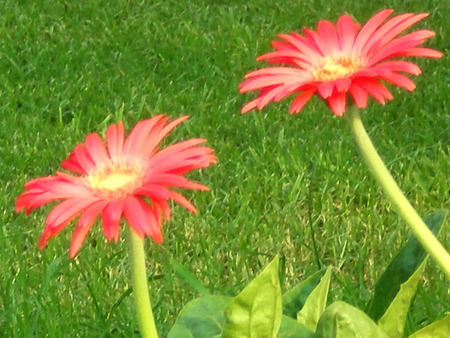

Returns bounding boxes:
[16,115,216,257]
[239,9,442,116]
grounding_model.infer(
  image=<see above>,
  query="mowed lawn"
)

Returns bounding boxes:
[1,0,448,336]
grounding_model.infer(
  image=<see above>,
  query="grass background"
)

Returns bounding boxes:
[1,0,448,336]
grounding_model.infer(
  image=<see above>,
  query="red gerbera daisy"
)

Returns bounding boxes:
[239,9,442,116]
[16,115,216,257]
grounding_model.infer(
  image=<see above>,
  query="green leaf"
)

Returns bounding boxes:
[297,266,332,331]
[377,258,428,338]
[367,210,447,321]
[282,268,327,318]
[222,255,282,338]
[168,295,231,338]
[279,315,315,338]
[169,257,211,296]
[314,301,389,338]
[408,315,450,338]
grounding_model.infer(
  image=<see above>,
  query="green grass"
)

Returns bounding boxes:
[1,0,449,336]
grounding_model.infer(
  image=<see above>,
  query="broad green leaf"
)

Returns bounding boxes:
[367,210,447,321]
[222,255,282,338]
[168,295,231,338]
[378,258,428,338]
[297,266,332,331]
[279,315,314,338]
[314,301,389,338]
[169,257,211,296]
[408,315,450,338]
[282,268,327,318]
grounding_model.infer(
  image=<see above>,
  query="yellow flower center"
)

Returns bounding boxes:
[313,55,366,81]
[87,165,143,198]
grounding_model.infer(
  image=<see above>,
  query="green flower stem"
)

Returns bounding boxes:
[346,107,450,280]
[127,227,159,338]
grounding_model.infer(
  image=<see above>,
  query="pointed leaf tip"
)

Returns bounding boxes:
[296,266,332,331]
[223,256,282,338]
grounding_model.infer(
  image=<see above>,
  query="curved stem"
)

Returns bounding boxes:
[127,227,159,337]
[346,107,450,280]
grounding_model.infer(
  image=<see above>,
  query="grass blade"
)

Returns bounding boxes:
[169,257,211,296]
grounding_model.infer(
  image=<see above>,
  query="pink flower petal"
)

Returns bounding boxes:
[317,81,334,99]
[122,115,165,160]
[289,89,316,114]
[378,72,417,91]
[256,51,312,69]
[371,60,422,76]
[39,197,98,249]
[317,20,340,54]
[361,12,415,54]
[61,154,86,174]
[123,196,162,242]
[278,33,322,60]
[334,78,352,92]
[337,14,359,53]
[136,185,172,200]
[149,198,171,222]
[369,30,438,65]
[101,198,126,241]
[69,200,107,257]
[348,83,368,108]
[141,116,190,160]
[242,98,262,113]
[240,74,308,93]
[369,13,429,53]
[303,27,330,56]
[353,9,394,54]
[256,83,299,109]
[149,139,208,168]
[271,40,297,52]
[106,122,125,164]
[393,47,442,59]
[85,133,110,166]
[327,92,346,116]
[168,190,198,214]
[355,79,393,104]
[72,144,96,174]
[45,197,98,230]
